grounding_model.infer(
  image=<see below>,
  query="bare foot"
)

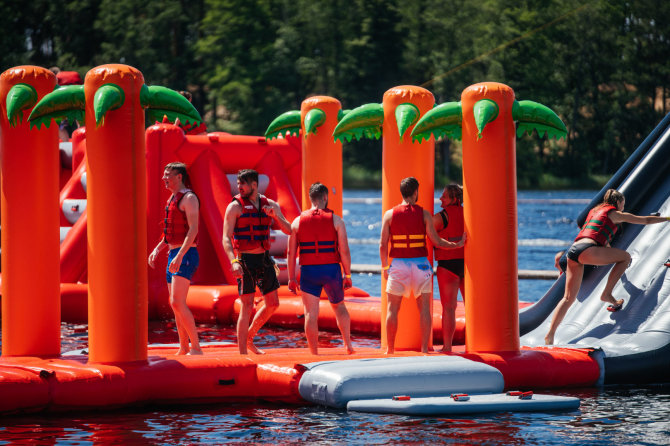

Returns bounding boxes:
[175,348,189,355]
[544,334,554,345]
[383,347,394,355]
[437,347,452,353]
[247,342,265,355]
[187,348,204,355]
[345,345,355,354]
[600,295,624,306]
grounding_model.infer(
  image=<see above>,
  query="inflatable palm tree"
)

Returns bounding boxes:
[332,85,437,351]
[266,96,346,214]
[410,82,567,353]
[29,64,201,363]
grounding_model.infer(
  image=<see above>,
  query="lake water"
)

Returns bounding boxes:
[2,190,670,445]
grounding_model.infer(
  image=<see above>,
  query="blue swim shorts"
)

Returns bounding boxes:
[300,263,344,304]
[166,247,199,283]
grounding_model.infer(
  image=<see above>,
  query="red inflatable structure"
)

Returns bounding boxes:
[55,119,371,322]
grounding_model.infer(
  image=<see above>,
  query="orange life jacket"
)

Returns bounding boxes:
[389,204,427,258]
[575,204,618,246]
[233,194,272,252]
[297,208,341,265]
[435,205,464,260]
[164,190,197,245]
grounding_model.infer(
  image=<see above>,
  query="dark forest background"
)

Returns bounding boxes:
[2,0,669,188]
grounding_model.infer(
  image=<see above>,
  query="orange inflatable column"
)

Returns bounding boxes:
[85,65,148,363]
[0,66,60,357]
[300,96,343,214]
[461,82,519,352]
[380,86,435,351]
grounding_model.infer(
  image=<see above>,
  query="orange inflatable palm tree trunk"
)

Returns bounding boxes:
[0,66,60,357]
[30,64,202,363]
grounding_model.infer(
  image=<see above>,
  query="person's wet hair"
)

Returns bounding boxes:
[165,162,190,187]
[444,184,463,206]
[309,182,329,203]
[237,169,259,185]
[400,177,419,199]
[602,189,624,208]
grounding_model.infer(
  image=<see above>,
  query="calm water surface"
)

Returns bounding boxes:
[2,190,669,445]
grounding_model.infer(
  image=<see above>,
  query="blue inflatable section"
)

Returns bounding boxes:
[520,112,670,384]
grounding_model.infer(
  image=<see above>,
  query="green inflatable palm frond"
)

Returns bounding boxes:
[332,103,383,143]
[410,102,462,143]
[265,110,301,140]
[28,85,85,130]
[512,100,567,140]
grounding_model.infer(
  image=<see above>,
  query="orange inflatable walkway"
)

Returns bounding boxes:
[0,345,599,415]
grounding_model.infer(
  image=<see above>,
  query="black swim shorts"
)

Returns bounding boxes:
[237,251,280,296]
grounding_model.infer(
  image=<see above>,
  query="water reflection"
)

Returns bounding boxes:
[2,385,669,445]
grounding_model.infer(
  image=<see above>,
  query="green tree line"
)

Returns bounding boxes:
[2,0,669,188]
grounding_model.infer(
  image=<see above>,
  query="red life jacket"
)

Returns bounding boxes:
[435,205,464,261]
[164,190,197,245]
[298,208,341,265]
[575,204,618,246]
[233,194,272,252]
[389,204,428,258]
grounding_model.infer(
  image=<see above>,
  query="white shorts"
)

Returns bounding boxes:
[386,257,433,298]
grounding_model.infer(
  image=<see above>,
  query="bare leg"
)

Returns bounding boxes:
[301,292,320,355]
[246,290,280,354]
[385,293,403,354]
[545,260,584,345]
[436,268,459,353]
[332,301,355,354]
[579,246,630,306]
[599,259,630,306]
[237,293,255,354]
[170,276,202,355]
[416,292,432,353]
[169,293,189,355]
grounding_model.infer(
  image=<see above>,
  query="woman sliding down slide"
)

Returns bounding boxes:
[545,189,670,345]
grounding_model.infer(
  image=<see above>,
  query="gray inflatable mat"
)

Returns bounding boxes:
[298,356,504,408]
[347,393,580,415]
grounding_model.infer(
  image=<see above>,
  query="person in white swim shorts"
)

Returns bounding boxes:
[379,177,465,354]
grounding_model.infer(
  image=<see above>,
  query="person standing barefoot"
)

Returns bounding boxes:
[380,177,465,354]
[432,184,465,353]
[149,162,203,355]
[287,182,355,355]
[222,169,292,354]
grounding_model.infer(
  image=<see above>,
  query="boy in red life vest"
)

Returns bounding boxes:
[432,184,465,353]
[380,177,465,354]
[286,182,355,355]
[148,162,203,355]
[222,169,292,354]
[545,189,670,345]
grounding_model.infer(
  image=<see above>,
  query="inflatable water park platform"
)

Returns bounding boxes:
[3,65,670,418]
[0,345,592,415]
